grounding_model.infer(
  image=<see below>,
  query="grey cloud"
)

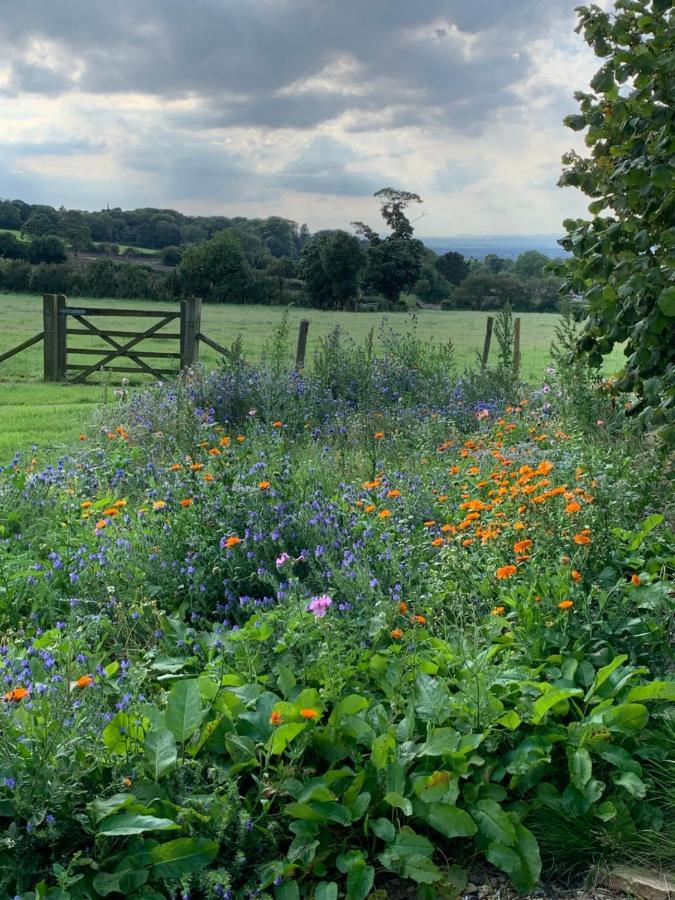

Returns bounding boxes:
[273,135,380,196]
[0,0,577,133]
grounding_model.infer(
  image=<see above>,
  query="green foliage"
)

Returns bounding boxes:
[300,231,366,309]
[558,0,675,442]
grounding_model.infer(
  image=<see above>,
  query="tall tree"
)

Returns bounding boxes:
[435,250,470,285]
[559,0,675,441]
[300,230,365,309]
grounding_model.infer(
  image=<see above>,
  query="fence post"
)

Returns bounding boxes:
[481,316,494,369]
[43,293,66,381]
[513,317,521,375]
[180,297,202,369]
[295,319,309,371]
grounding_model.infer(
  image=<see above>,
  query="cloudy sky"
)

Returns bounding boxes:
[0,0,611,235]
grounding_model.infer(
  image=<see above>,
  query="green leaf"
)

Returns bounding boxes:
[384,792,412,816]
[276,664,296,699]
[510,823,542,893]
[97,814,179,836]
[424,803,477,839]
[417,728,460,756]
[627,681,675,703]
[415,674,450,724]
[585,655,628,701]
[569,748,592,790]
[334,694,369,719]
[93,867,149,896]
[315,884,338,900]
[372,732,396,769]
[602,703,649,734]
[144,728,177,781]
[269,722,306,755]
[613,772,647,798]
[274,881,300,900]
[497,711,521,730]
[531,688,582,723]
[472,799,516,846]
[657,286,675,317]
[165,680,203,743]
[400,855,442,884]
[148,837,219,879]
[102,712,150,754]
[371,818,395,842]
[486,842,521,875]
[346,862,374,900]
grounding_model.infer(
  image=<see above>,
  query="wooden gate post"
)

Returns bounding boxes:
[180,297,202,369]
[43,293,66,381]
[513,317,521,375]
[481,316,494,369]
[295,319,309,371]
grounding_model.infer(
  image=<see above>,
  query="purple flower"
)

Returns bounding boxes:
[307,594,333,618]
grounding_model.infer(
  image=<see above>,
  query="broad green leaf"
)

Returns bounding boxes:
[531,688,582,723]
[400,855,442,884]
[486,842,521,875]
[417,728,460,756]
[415,674,450,724]
[384,792,412,816]
[372,732,396,770]
[315,884,338,900]
[93,868,149,896]
[346,862,374,900]
[602,703,649,734]
[510,823,542,893]
[144,728,177,781]
[89,794,134,824]
[613,771,647,798]
[472,799,516,846]
[269,722,306,755]
[657,286,675,316]
[371,818,395,842]
[148,837,218,879]
[276,664,296,699]
[165,680,203,743]
[425,803,477,839]
[497,711,521,730]
[569,748,592,789]
[274,881,300,900]
[103,712,150,755]
[585,655,628,701]
[97,813,179,836]
[627,681,675,703]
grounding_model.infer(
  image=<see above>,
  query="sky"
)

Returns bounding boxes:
[0,0,613,236]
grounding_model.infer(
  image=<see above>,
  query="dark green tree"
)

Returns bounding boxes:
[353,188,425,303]
[28,235,67,264]
[0,232,27,260]
[435,250,469,285]
[512,250,550,279]
[176,230,255,303]
[300,230,366,309]
[559,0,675,441]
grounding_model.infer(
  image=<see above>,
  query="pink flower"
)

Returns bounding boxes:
[307,594,333,618]
[276,552,291,568]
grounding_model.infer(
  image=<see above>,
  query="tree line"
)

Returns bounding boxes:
[0,192,563,311]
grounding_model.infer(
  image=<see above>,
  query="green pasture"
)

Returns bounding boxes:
[0,292,625,462]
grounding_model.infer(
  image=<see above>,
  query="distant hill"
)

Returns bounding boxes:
[422,234,566,260]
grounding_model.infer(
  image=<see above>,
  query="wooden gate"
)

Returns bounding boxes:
[42,294,201,382]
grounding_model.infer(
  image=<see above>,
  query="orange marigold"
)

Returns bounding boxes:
[558,600,574,610]
[170,463,182,471]
[74,675,94,689]
[410,614,426,625]
[179,498,193,507]
[491,606,505,615]
[378,509,391,519]
[513,539,532,554]
[496,564,517,579]
[573,532,592,545]
[258,481,271,490]
[373,431,384,439]
[390,628,403,639]
[300,708,318,720]
[224,536,241,548]
[631,573,640,586]
[272,421,283,428]
[431,537,443,547]
[387,489,401,498]
[3,687,29,702]
[571,570,582,583]
[269,710,282,726]
[565,501,581,514]
[399,601,408,614]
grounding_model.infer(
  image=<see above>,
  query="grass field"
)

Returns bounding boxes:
[0,292,625,462]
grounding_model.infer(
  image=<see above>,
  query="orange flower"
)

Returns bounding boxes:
[223,536,241,548]
[272,421,283,428]
[387,489,401,498]
[373,431,384,439]
[203,473,214,482]
[573,532,592,545]
[237,435,246,443]
[399,601,408,614]
[496,565,517,579]
[3,687,29,702]
[81,500,92,509]
[462,538,474,547]
[170,463,182,471]
[631,573,640,586]
[269,710,282,726]
[410,614,426,625]
[565,501,581,514]
[219,436,231,446]
[491,606,505,615]
[513,539,533,555]
[558,600,574,610]
[378,509,391,519]
[431,537,443,547]
[364,504,376,513]
[209,447,221,457]
[103,507,119,517]
[152,500,166,511]
[74,675,94,689]
[423,520,436,527]
[571,570,582,583]
[190,463,204,471]
[258,481,271,490]
[179,498,193,507]
[300,708,318,720]
[390,628,403,639]
[448,465,460,475]
[79,434,87,441]
[95,519,107,530]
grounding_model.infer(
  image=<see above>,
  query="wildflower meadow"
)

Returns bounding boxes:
[0,311,673,899]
